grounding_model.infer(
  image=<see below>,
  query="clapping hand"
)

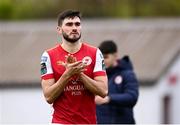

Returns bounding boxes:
[61,54,87,77]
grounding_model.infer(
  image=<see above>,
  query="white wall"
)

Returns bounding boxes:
[170,55,180,123]
[0,88,51,124]
[134,55,180,124]
[134,87,162,123]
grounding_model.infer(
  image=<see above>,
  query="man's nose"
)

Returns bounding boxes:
[72,24,78,29]
[72,29,77,32]
[72,25,78,31]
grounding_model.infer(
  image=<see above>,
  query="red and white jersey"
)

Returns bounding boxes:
[40,43,106,124]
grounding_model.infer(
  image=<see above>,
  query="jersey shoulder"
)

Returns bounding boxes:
[83,42,98,52]
[46,44,60,53]
[43,44,62,59]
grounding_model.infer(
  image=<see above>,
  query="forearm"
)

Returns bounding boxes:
[109,93,138,107]
[44,73,70,104]
[79,73,108,98]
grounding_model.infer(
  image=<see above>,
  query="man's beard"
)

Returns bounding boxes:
[62,31,81,43]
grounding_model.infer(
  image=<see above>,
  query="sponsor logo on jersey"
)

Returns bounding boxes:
[41,63,47,75]
[64,84,85,92]
[114,75,123,84]
[64,82,85,96]
[82,56,92,66]
[57,60,64,65]
[70,75,80,84]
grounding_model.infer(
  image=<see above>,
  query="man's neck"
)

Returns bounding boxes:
[61,40,82,54]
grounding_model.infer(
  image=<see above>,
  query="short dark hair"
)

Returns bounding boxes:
[57,10,81,26]
[98,40,117,54]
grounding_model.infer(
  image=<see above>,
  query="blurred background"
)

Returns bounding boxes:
[0,0,180,124]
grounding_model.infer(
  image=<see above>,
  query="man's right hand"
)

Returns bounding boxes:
[62,54,87,77]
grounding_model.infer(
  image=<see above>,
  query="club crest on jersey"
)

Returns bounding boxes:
[114,75,123,84]
[82,56,92,66]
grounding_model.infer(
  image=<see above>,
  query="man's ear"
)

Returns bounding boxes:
[57,26,60,31]
[57,26,62,33]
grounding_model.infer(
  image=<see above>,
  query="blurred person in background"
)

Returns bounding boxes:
[95,40,139,124]
[40,10,108,124]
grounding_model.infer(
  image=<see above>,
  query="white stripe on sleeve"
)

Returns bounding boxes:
[40,51,53,76]
[93,49,106,73]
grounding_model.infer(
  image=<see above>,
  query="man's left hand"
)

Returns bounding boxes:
[95,95,110,105]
